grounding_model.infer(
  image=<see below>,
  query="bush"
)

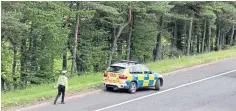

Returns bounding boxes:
[163,46,183,59]
[222,45,231,50]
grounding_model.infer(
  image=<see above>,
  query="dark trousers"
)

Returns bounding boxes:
[54,84,65,103]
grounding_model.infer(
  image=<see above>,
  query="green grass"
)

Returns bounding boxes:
[2,46,236,109]
[1,73,102,108]
[146,47,236,73]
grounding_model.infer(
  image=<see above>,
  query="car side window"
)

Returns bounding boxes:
[142,65,152,74]
[130,66,142,74]
[136,66,143,74]
[129,66,135,74]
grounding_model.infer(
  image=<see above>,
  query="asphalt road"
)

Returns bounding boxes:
[27,57,236,111]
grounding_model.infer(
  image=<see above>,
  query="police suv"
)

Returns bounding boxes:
[103,60,164,93]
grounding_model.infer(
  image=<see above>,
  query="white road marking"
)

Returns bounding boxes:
[94,69,236,111]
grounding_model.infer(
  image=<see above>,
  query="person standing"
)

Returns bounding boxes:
[54,70,68,105]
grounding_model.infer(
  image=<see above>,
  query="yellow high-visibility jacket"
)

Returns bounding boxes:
[57,75,68,90]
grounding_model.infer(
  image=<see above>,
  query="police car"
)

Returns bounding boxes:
[103,60,163,93]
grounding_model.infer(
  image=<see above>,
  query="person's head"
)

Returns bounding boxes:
[62,70,67,76]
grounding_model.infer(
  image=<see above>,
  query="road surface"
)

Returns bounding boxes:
[26,57,236,111]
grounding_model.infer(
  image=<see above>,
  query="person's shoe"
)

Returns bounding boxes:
[53,102,56,105]
[61,102,65,104]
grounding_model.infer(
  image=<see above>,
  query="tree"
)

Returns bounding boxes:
[107,6,132,66]
[71,2,80,77]
[147,2,172,61]
[1,2,28,89]
[126,2,133,61]
[1,1,236,91]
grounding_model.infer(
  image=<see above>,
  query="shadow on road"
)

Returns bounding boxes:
[103,87,158,94]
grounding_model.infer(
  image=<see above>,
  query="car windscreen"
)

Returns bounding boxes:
[106,66,125,73]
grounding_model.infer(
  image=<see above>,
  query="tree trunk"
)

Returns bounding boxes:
[67,33,73,56]
[222,32,225,46]
[192,35,196,55]
[108,34,118,67]
[71,12,80,77]
[196,24,201,53]
[201,19,207,53]
[186,15,193,56]
[207,21,211,52]
[62,50,67,70]
[154,15,163,62]
[234,31,236,45]
[197,34,200,53]
[20,38,27,88]
[184,20,187,54]
[176,21,183,51]
[230,25,235,45]
[1,76,5,91]
[192,23,198,55]
[62,40,68,70]
[75,52,83,73]
[12,45,17,90]
[126,12,133,61]
[172,20,177,48]
[108,8,132,67]
[215,29,219,50]
[218,29,222,50]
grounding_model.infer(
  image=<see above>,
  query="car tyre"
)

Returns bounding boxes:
[128,82,137,94]
[154,79,160,91]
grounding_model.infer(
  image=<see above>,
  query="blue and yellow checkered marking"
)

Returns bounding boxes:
[125,74,159,87]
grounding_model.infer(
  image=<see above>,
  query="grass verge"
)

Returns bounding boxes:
[2,46,236,109]
[146,47,236,73]
[1,73,102,109]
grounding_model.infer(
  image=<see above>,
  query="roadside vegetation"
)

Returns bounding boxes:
[147,46,236,73]
[2,46,236,109]
[1,1,236,110]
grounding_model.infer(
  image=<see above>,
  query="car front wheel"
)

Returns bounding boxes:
[154,79,160,91]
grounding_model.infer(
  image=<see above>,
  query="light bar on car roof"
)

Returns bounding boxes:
[120,60,139,64]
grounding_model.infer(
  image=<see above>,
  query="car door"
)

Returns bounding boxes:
[142,65,155,87]
[130,66,143,88]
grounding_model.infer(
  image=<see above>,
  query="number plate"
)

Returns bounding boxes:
[110,73,116,77]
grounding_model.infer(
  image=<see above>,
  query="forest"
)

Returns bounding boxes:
[1,1,236,91]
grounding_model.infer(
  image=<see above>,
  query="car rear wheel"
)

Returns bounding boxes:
[128,82,137,94]
[154,79,160,91]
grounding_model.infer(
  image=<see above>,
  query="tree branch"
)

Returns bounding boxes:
[115,8,132,38]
